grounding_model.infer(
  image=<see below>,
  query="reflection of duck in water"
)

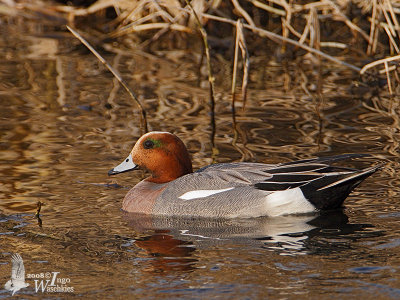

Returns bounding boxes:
[134,230,197,273]
[125,210,383,256]
[110,132,381,218]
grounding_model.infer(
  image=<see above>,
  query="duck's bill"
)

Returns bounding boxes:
[108,154,139,176]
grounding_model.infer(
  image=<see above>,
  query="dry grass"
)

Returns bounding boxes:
[2,0,400,94]
[183,0,218,160]
[231,19,249,110]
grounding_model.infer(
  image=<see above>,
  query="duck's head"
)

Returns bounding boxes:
[108,131,193,183]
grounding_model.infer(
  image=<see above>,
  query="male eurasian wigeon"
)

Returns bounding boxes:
[108,131,381,218]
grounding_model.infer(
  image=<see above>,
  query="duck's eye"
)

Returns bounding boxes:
[143,139,155,149]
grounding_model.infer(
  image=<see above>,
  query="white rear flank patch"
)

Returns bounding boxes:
[179,187,234,200]
[264,187,315,217]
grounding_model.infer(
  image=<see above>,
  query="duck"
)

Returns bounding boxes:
[108,131,381,218]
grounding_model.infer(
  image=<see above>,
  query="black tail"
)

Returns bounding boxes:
[300,165,382,210]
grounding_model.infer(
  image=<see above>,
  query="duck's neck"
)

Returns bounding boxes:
[146,158,193,183]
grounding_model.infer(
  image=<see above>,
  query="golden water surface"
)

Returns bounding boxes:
[0,19,399,299]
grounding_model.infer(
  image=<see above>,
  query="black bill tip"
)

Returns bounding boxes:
[108,168,118,176]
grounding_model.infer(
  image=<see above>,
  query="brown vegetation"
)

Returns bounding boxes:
[1,0,400,95]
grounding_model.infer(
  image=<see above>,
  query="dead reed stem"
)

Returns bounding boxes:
[184,0,218,159]
[231,0,255,27]
[325,0,370,41]
[8,0,400,97]
[201,12,362,72]
[231,19,250,112]
[66,25,148,133]
[384,61,393,95]
[360,54,400,74]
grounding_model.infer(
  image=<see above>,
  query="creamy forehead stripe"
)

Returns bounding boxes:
[179,187,234,200]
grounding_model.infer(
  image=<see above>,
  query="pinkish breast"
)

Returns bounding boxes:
[122,180,167,214]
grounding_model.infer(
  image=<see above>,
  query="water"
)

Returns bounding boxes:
[0,18,399,299]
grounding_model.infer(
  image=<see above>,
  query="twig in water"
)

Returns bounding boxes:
[230,20,252,162]
[66,25,148,133]
[34,201,42,218]
[35,201,43,228]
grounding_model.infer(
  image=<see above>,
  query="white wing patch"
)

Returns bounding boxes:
[264,187,316,217]
[179,187,234,200]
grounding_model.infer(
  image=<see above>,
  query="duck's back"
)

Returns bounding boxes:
[153,162,313,218]
[153,156,380,218]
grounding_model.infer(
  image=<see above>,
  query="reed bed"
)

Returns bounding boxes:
[2,0,400,95]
